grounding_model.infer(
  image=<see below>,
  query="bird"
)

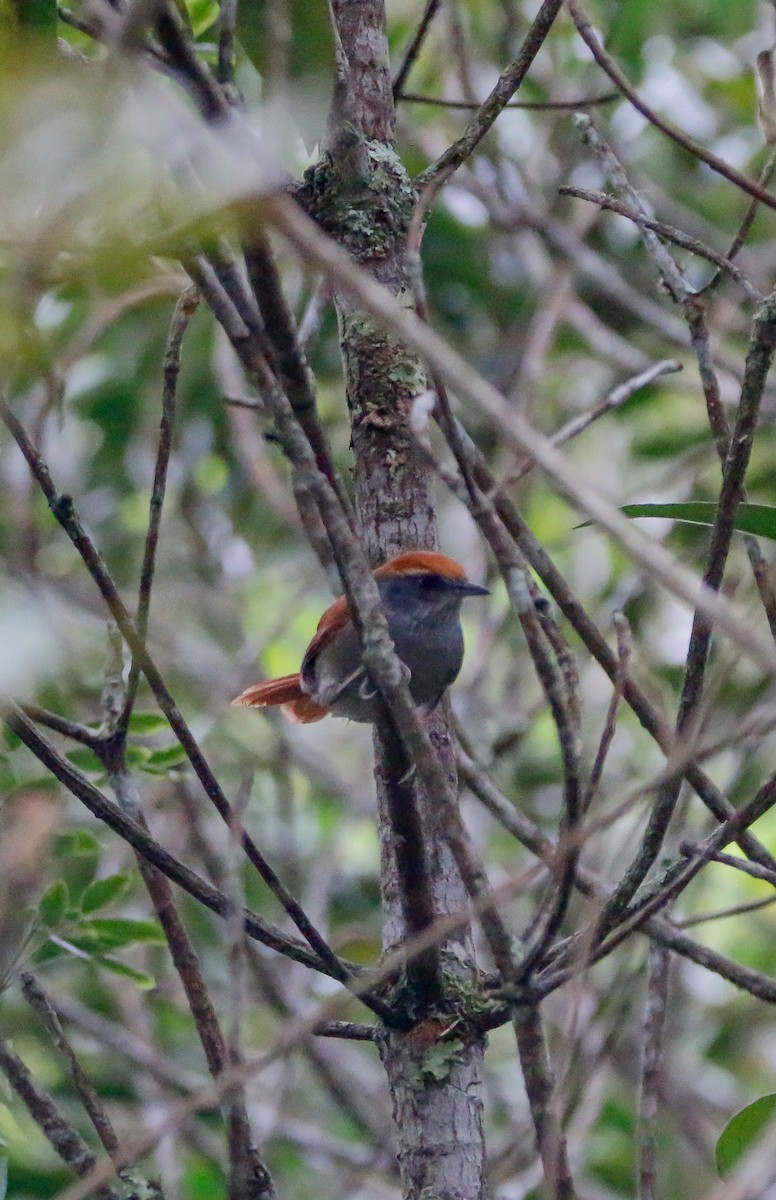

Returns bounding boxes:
[232,550,489,724]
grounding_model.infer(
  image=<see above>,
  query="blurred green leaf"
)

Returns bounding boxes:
[0,1101,24,1145]
[716,1094,776,1176]
[87,918,165,949]
[128,712,170,735]
[94,957,156,990]
[186,0,219,37]
[66,747,103,773]
[80,873,131,915]
[55,830,100,857]
[139,744,188,774]
[1,726,21,751]
[125,745,153,766]
[38,880,69,929]
[580,503,776,540]
[16,0,57,35]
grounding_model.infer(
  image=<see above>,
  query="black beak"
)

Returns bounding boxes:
[452,580,490,597]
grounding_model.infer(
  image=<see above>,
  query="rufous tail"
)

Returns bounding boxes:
[232,674,328,724]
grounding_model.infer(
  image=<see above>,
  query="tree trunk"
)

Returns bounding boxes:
[298,2,487,1195]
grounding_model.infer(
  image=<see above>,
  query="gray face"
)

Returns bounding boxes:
[379,572,487,625]
[303,572,488,722]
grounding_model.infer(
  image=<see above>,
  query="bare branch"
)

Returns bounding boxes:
[0,1034,108,1186]
[604,287,776,922]
[501,359,682,486]
[0,399,364,1001]
[558,185,762,301]
[392,0,442,98]
[399,89,619,110]
[418,0,565,187]
[118,286,199,734]
[565,0,776,214]
[3,704,352,979]
[20,973,121,1161]
[638,946,670,1200]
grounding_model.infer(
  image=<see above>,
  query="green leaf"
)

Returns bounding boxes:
[38,880,69,928]
[66,747,104,773]
[31,938,67,964]
[185,0,219,38]
[0,1153,7,1200]
[125,745,152,767]
[716,1094,776,1176]
[87,918,165,949]
[80,874,131,915]
[94,957,156,990]
[17,0,58,36]
[0,1101,25,1146]
[139,744,188,775]
[1,726,21,751]
[127,712,170,735]
[589,502,776,541]
[55,830,100,857]
[59,930,103,955]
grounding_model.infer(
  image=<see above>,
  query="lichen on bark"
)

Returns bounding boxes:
[298,139,417,269]
[298,134,434,560]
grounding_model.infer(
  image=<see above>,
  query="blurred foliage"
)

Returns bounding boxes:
[1,0,776,1197]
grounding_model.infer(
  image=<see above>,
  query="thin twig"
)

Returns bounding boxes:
[501,359,682,486]
[118,286,199,734]
[638,945,670,1200]
[399,90,619,110]
[216,0,237,86]
[674,894,776,928]
[513,1006,579,1200]
[3,703,353,978]
[571,112,690,304]
[604,287,776,923]
[417,0,565,187]
[20,973,121,1160]
[679,843,776,887]
[51,993,203,1093]
[392,0,442,98]
[0,399,365,1002]
[558,186,762,301]
[311,1021,378,1040]
[241,230,354,524]
[0,1034,107,1185]
[153,0,230,122]
[223,780,266,1200]
[565,0,776,215]
[582,612,631,814]
[21,704,103,748]
[699,152,776,295]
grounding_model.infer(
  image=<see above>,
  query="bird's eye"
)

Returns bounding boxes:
[419,573,444,591]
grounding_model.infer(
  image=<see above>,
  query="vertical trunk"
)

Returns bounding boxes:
[298,3,487,1196]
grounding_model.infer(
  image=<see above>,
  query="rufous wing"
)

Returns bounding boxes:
[231,674,329,724]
